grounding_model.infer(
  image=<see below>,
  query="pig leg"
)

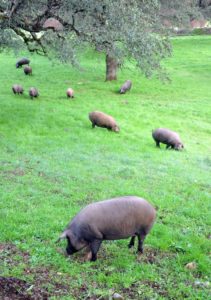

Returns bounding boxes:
[92,123,95,128]
[90,239,102,261]
[166,144,171,149]
[137,230,146,254]
[155,141,160,148]
[128,236,136,248]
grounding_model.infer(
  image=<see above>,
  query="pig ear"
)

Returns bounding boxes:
[65,229,75,241]
[55,231,67,243]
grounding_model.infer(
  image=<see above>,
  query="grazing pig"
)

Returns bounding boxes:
[89,111,120,132]
[119,80,132,94]
[16,58,30,68]
[29,87,39,99]
[66,88,74,98]
[24,66,32,75]
[152,128,184,150]
[12,84,24,95]
[57,196,156,261]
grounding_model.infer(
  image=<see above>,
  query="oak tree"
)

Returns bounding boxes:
[0,0,201,80]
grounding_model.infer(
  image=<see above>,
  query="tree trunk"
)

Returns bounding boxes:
[105,55,118,81]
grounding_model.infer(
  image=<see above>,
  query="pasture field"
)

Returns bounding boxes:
[0,36,211,299]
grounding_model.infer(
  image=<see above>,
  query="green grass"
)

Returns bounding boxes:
[0,36,211,299]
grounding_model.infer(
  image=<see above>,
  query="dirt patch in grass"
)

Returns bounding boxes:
[120,280,169,299]
[0,243,30,267]
[138,246,175,265]
[0,243,196,300]
[1,264,69,299]
[0,276,48,300]
[142,280,169,297]
[23,267,70,296]
[0,243,70,299]
[0,168,26,179]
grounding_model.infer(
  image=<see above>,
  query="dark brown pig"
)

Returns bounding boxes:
[152,128,184,150]
[57,196,156,261]
[12,84,24,95]
[16,58,30,68]
[119,80,132,94]
[29,87,39,99]
[24,66,32,75]
[89,111,120,132]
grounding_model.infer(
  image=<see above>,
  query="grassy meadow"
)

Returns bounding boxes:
[0,36,211,299]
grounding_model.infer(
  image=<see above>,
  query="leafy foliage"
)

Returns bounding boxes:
[0,28,24,53]
[0,0,199,78]
[160,0,200,26]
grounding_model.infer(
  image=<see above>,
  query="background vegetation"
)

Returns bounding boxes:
[0,36,211,299]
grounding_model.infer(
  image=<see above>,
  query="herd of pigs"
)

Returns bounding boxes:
[12,57,185,262]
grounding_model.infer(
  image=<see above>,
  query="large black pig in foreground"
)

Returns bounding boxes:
[152,128,184,150]
[57,196,156,261]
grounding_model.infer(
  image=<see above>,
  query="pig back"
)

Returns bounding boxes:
[153,128,179,143]
[73,196,156,240]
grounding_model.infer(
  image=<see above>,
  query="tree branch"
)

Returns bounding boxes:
[8,0,21,18]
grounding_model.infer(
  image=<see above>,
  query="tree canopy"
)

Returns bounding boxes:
[0,0,202,80]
